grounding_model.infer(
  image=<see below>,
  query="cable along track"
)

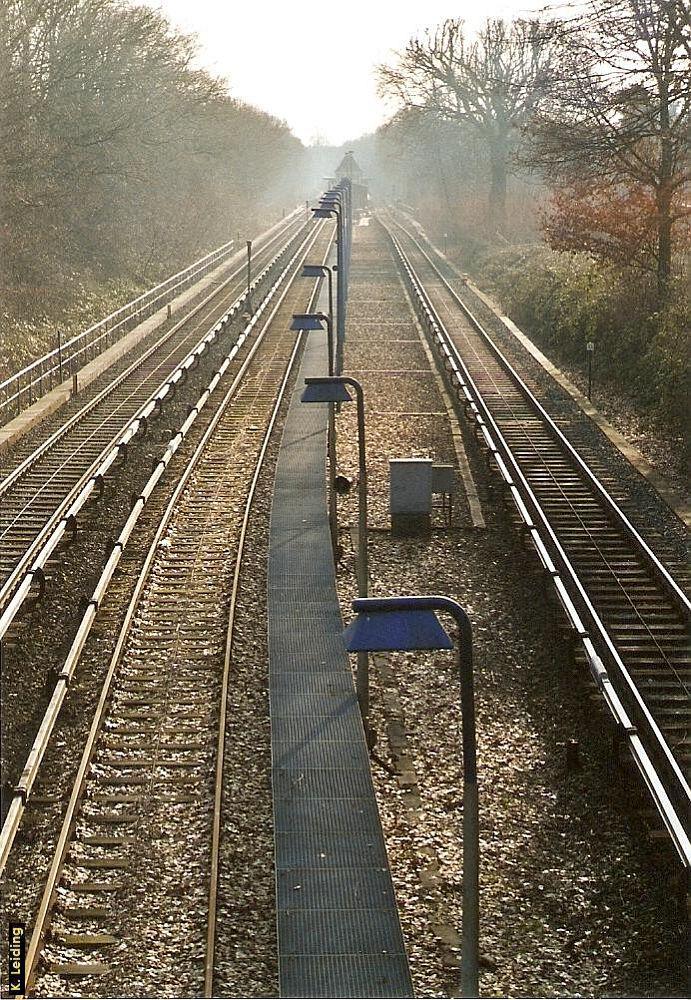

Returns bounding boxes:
[0,213,307,610]
[22,222,331,997]
[381,213,690,867]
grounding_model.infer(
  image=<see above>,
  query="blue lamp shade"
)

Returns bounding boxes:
[343,609,453,652]
[302,265,327,278]
[291,313,325,331]
[300,380,352,404]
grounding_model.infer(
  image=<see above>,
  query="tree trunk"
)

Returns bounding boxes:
[656,69,673,302]
[488,142,507,235]
[433,133,453,222]
[656,182,672,302]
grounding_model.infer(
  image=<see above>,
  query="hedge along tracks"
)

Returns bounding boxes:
[379,214,691,876]
[9,223,332,998]
[0,213,313,641]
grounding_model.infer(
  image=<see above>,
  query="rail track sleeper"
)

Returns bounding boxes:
[387,214,690,864]
[60,907,111,919]
[49,962,111,976]
[95,776,150,785]
[68,881,123,892]
[86,814,139,824]
[28,795,64,806]
[100,760,203,769]
[90,795,141,804]
[79,836,131,846]
[57,933,118,947]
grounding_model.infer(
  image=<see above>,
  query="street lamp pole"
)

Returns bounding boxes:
[321,190,349,277]
[313,200,345,375]
[328,179,351,268]
[328,203,345,377]
[349,378,368,595]
[586,340,595,401]
[325,266,333,326]
[291,316,338,559]
[301,264,335,372]
[324,178,352,346]
[351,378,369,725]
[344,594,478,997]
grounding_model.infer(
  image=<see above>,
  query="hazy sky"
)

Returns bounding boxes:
[144,0,547,145]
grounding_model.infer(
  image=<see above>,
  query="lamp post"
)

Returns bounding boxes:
[301,264,334,350]
[291,312,333,377]
[320,192,350,281]
[322,179,352,320]
[300,375,369,724]
[291,316,337,557]
[338,178,352,255]
[312,201,346,376]
[343,594,479,998]
[314,195,344,265]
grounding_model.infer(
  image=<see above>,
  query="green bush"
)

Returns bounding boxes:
[642,283,690,433]
[0,278,146,382]
[473,245,686,441]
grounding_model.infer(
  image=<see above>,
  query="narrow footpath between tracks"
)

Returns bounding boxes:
[267,320,413,997]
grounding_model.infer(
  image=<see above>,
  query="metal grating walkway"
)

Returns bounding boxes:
[268,329,413,998]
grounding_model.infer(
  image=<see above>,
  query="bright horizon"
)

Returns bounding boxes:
[143,0,549,145]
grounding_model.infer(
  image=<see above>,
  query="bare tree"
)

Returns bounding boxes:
[528,0,690,298]
[0,0,305,312]
[378,18,558,231]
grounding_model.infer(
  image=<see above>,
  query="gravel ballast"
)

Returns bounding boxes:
[0,235,321,997]
[1,215,686,998]
[332,219,685,998]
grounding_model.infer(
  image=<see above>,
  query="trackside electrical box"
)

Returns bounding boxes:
[389,458,433,534]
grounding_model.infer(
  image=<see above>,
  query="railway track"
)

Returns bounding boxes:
[13,221,332,997]
[381,211,690,868]
[0,212,310,630]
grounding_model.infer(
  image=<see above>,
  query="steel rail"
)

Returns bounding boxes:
[19,220,328,995]
[0,220,325,876]
[388,215,690,615]
[202,232,333,996]
[0,208,302,419]
[383,220,690,867]
[0,211,304,512]
[392,223,691,707]
[0,216,312,628]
